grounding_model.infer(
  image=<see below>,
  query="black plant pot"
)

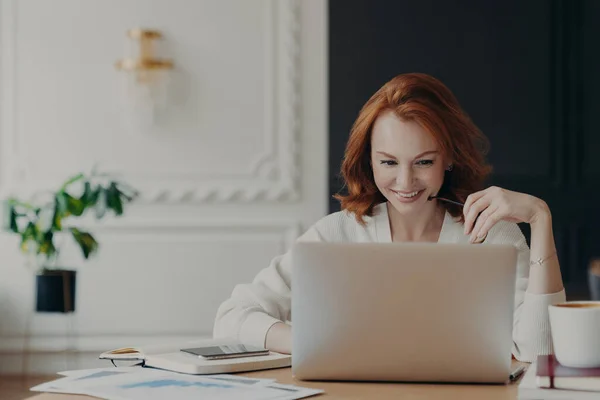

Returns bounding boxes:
[36,269,77,313]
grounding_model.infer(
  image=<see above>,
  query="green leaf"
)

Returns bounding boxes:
[106,182,123,216]
[20,222,39,253]
[81,181,100,206]
[51,200,63,231]
[38,231,56,257]
[56,191,69,216]
[80,181,91,203]
[70,228,99,259]
[3,201,19,233]
[58,192,85,217]
[95,189,107,219]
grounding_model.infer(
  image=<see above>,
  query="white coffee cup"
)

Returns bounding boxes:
[548,301,600,368]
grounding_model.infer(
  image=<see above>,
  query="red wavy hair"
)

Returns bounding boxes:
[334,73,492,224]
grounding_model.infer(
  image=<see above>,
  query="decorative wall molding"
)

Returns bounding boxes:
[83,218,302,250]
[0,0,301,203]
[0,0,326,377]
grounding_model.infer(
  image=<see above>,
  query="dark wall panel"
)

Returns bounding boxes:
[329,0,599,299]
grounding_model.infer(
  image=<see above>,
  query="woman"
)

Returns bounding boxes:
[213,73,565,362]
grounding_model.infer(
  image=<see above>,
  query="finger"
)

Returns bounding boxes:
[469,205,496,241]
[463,189,487,217]
[471,210,503,243]
[463,191,488,234]
[470,205,498,242]
[470,205,498,243]
[464,195,490,235]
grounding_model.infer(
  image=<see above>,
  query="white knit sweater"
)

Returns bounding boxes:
[213,202,566,362]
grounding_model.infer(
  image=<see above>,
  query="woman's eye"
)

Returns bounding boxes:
[379,160,397,166]
[416,159,434,166]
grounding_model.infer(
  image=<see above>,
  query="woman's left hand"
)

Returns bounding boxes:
[463,186,549,243]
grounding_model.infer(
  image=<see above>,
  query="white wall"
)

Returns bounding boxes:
[0,0,327,374]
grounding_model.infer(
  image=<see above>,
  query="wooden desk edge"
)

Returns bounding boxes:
[24,361,529,400]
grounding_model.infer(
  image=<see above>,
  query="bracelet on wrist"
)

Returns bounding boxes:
[529,250,557,267]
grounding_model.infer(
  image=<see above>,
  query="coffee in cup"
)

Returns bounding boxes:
[548,301,600,368]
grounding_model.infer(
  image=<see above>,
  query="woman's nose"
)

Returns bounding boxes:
[395,167,413,188]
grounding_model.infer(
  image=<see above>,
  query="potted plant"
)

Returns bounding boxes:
[3,170,138,313]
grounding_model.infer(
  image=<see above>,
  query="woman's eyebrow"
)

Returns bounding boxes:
[375,151,397,158]
[413,150,438,159]
[375,150,438,159]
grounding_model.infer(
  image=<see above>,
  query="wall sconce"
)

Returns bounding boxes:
[116,29,174,128]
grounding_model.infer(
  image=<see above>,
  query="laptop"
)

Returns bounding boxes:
[291,242,517,383]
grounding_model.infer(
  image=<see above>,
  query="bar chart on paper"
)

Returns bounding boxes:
[121,378,235,389]
[86,377,283,400]
[31,367,323,399]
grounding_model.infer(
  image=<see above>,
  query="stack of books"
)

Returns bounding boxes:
[519,355,600,399]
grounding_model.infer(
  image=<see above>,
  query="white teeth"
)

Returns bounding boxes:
[393,190,420,198]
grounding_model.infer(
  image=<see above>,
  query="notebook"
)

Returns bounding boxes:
[99,338,291,375]
[518,361,600,399]
[536,354,600,391]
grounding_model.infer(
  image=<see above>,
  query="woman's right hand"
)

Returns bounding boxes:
[265,322,292,354]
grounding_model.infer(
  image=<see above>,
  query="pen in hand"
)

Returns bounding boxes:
[427,195,465,207]
[509,365,526,381]
[427,195,487,243]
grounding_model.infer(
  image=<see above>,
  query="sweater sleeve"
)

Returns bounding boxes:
[212,225,324,348]
[486,221,566,362]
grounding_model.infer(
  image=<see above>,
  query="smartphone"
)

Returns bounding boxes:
[180,344,270,360]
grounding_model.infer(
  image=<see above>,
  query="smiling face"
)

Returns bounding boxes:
[371,110,447,215]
